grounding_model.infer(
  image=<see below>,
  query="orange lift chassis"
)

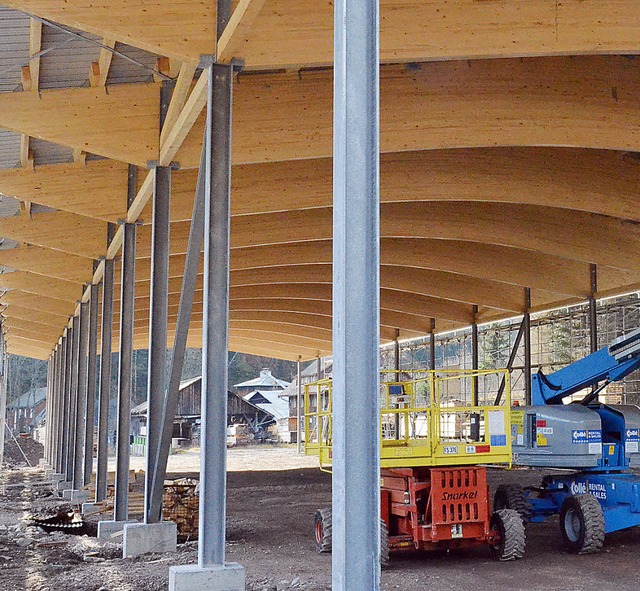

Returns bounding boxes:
[306,370,526,563]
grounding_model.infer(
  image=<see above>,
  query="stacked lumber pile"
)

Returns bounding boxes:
[162,478,199,540]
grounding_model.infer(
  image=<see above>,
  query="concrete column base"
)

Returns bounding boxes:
[169,563,245,591]
[62,489,90,503]
[48,472,64,482]
[123,522,177,557]
[81,501,105,516]
[38,459,49,470]
[97,520,137,540]
[56,480,72,491]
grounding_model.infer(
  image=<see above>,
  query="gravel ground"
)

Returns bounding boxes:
[2,448,640,590]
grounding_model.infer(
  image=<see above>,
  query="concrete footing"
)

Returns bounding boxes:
[56,480,71,491]
[123,522,177,557]
[169,563,245,591]
[38,459,49,470]
[81,502,105,516]
[97,520,137,541]
[48,472,64,482]
[62,489,90,503]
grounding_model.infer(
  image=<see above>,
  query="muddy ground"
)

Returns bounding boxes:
[2,450,640,591]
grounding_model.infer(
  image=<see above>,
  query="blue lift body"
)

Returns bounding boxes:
[521,329,640,535]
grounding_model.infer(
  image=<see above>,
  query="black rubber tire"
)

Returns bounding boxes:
[493,484,532,524]
[559,494,605,554]
[380,519,390,569]
[314,508,390,567]
[314,508,332,553]
[489,509,526,561]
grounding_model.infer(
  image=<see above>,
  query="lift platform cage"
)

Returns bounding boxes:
[304,369,512,469]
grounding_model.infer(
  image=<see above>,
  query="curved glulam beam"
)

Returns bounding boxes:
[111,285,474,325]
[0,160,129,222]
[0,83,160,167]
[0,270,81,302]
[0,244,94,284]
[116,263,525,312]
[10,147,640,226]
[6,1,640,68]
[0,57,638,168]
[0,210,107,259]
[179,57,640,167]
[133,202,640,271]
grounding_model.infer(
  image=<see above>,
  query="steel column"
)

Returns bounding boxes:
[429,321,436,371]
[66,316,80,484]
[58,332,69,475]
[143,165,171,524]
[53,347,62,471]
[471,306,479,406]
[296,358,302,453]
[524,288,532,405]
[589,264,598,354]
[332,0,380,583]
[199,61,233,568]
[149,141,206,523]
[96,258,114,502]
[84,283,99,484]
[115,222,136,521]
[494,316,527,406]
[73,300,90,488]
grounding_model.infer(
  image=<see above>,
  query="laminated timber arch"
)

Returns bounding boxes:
[1,57,640,168]
[4,0,640,66]
[3,147,640,224]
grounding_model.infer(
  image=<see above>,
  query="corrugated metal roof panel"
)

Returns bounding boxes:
[0,194,20,218]
[30,137,73,166]
[39,24,99,89]
[0,130,20,170]
[107,42,156,85]
[0,8,29,94]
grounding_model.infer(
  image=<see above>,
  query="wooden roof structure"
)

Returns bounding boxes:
[0,2,639,361]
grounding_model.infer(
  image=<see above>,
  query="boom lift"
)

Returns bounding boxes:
[497,328,640,553]
[306,369,526,563]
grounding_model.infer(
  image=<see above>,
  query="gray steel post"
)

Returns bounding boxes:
[115,222,136,521]
[84,283,99,485]
[332,0,380,583]
[524,288,532,406]
[199,60,233,568]
[471,306,479,407]
[96,258,114,502]
[66,315,80,484]
[429,321,436,371]
[394,330,400,435]
[494,316,527,406]
[296,358,302,453]
[73,300,90,488]
[58,332,69,475]
[149,139,206,523]
[143,165,171,524]
[53,347,62,471]
[589,264,598,354]
[44,355,52,462]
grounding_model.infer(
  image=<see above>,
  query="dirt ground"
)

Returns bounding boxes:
[2,447,640,590]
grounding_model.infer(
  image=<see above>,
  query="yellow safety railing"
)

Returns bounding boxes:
[304,369,511,469]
